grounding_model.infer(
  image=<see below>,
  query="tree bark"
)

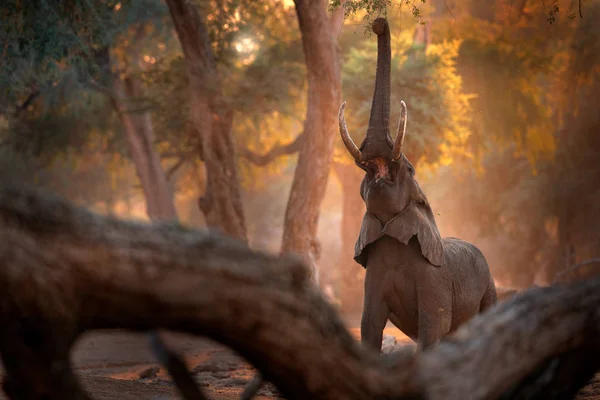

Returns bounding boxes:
[0,183,599,400]
[281,0,341,266]
[112,76,177,221]
[165,0,247,243]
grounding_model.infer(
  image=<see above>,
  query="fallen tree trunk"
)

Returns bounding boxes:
[0,183,598,400]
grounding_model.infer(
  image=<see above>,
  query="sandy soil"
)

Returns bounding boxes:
[0,318,597,399]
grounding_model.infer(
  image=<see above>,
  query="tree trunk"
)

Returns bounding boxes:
[165,0,247,243]
[281,0,341,269]
[332,161,365,313]
[112,76,177,221]
[0,182,599,400]
[89,46,177,222]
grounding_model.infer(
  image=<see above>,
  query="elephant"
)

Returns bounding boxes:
[338,17,497,353]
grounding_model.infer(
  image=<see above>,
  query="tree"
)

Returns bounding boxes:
[0,0,177,221]
[161,1,310,243]
[0,182,598,400]
[279,0,342,272]
[161,0,342,278]
[103,20,180,221]
[164,0,247,241]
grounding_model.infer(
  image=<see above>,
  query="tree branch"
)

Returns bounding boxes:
[87,79,120,112]
[166,157,188,181]
[553,257,600,284]
[239,132,305,166]
[0,183,598,399]
[574,257,600,268]
[14,90,41,117]
[148,332,210,400]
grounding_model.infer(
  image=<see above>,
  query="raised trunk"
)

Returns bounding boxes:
[281,0,341,265]
[357,18,393,161]
[333,162,365,313]
[367,19,391,139]
[165,0,247,243]
[112,76,177,221]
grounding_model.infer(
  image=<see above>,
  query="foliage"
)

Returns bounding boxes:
[329,0,428,28]
[0,0,170,161]
[424,1,600,285]
[435,5,571,170]
[142,1,306,191]
[0,0,167,112]
[0,0,175,211]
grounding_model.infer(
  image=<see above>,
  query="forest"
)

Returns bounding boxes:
[0,0,599,399]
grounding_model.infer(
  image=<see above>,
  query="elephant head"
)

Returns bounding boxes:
[339,18,444,268]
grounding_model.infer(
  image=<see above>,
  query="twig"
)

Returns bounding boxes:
[443,0,456,21]
[167,157,188,181]
[239,132,305,166]
[240,373,264,400]
[573,257,600,269]
[149,332,210,400]
[87,79,120,112]
[554,257,600,283]
[14,90,41,117]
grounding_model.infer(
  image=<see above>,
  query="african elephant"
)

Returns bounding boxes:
[338,18,497,352]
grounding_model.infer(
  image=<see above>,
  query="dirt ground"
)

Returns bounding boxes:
[0,317,597,399]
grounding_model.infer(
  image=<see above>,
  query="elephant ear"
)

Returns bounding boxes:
[382,201,445,267]
[353,202,445,268]
[354,213,384,268]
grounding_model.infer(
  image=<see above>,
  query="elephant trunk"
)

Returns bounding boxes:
[361,17,393,160]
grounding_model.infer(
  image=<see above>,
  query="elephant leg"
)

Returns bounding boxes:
[361,278,389,353]
[361,299,388,353]
[416,301,451,352]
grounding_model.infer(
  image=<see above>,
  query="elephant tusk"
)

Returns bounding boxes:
[392,100,407,161]
[338,101,362,162]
